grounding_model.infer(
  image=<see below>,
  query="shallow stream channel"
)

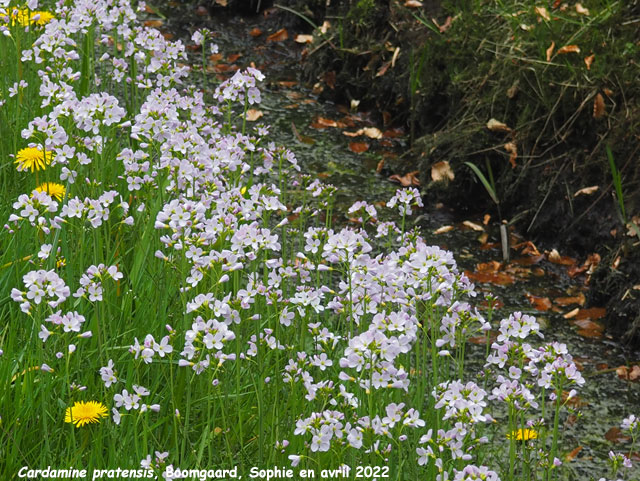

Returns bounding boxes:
[147,2,640,478]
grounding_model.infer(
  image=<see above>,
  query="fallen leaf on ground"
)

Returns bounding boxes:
[563,308,580,319]
[431,161,455,182]
[267,28,288,42]
[574,185,599,197]
[546,41,555,61]
[434,225,454,234]
[227,53,242,63]
[295,34,313,44]
[535,6,551,20]
[526,293,552,311]
[555,293,586,306]
[349,142,369,154]
[310,117,341,129]
[477,261,502,273]
[143,19,163,28]
[575,3,589,15]
[557,45,580,54]
[504,142,518,168]
[605,426,631,442]
[565,446,583,462]
[468,331,498,345]
[343,127,383,139]
[584,54,595,70]
[465,270,515,286]
[511,255,544,266]
[571,318,604,338]
[568,253,601,277]
[389,171,420,187]
[575,307,606,321]
[250,27,262,37]
[547,249,577,266]
[376,61,392,78]
[593,93,606,119]
[245,109,263,121]
[483,214,491,225]
[487,118,512,133]
[404,0,423,7]
[463,220,484,232]
[214,0,227,5]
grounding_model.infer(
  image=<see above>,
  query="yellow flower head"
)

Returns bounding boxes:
[35,182,66,201]
[507,428,538,441]
[15,147,53,172]
[64,401,108,428]
[12,9,55,26]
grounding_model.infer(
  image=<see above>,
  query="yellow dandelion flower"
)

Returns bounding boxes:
[14,147,53,172]
[36,182,66,201]
[507,428,538,441]
[12,9,55,26]
[64,401,108,428]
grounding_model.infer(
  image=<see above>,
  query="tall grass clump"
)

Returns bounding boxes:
[0,1,637,480]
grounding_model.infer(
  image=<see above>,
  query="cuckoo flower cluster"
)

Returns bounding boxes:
[2,0,637,479]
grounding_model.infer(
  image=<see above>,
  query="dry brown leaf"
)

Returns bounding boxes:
[215,0,227,5]
[465,270,515,286]
[143,19,164,28]
[565,446,583,462]
[376,159,384,173]
[526,293,553,312]
[250,27,263,37]
[563,307,580,319]
[574,185,599,197]
[584,54,595,70]
[555,293,586,307]
[404,0,423,7]
[434,225,454,234]
[389,171,420,187]
[376,61,392,78]
[348,142,369,154]
[463,220,484,232]
[311,117,339,129]
[603,87,614,97]
[557,45,580,54]
[605,426,631,442]
[431,161,455,182]
[345,127,383,139]
[575,3,589,15]
[319,20,331,34]
[546,41,555,61]
[267,28,288,42]
[294,34,314,44]
[483,214,491,225]
[504,142,518,168]
[245,109,263,121]
[575,307,606,321]
[535,6,551,21]
[487,118,512,133]
[593,93,605,119]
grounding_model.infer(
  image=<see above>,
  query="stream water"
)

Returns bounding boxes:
[155,3,639,478]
